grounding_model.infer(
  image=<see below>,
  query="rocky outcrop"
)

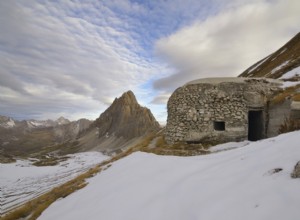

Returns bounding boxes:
[53,118,91,142]
[291,161,300,178]
[94,91,160,139]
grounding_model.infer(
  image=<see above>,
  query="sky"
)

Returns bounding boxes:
[0,0,299,124]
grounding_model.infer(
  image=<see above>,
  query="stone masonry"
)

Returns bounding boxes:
[165,77,282,144]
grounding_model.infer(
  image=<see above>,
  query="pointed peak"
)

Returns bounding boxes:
[56,116,70,125]
[119,90,137,104]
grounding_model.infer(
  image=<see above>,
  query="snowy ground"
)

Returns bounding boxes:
[39,131,300,220]
[0,152,109,215]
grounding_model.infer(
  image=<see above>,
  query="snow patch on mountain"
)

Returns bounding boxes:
[39,131,300,220]
[0,116,16,128]
[279,66,300,79]
[280,81,300,88]
[270,60,290,75]
[56,117,70,125]
[247,55,270,74]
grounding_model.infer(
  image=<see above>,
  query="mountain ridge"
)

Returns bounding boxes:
[239,32,300,79]
[94,90,160,139]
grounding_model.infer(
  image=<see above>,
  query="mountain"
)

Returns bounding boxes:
[26,117,71,129]
[239,32,300,79]
[77,91,160,154]
[94,90,160,139]
[0,116,91,157]
[56,116,71,125]
[0,116,16,128]
[0,91,160,157]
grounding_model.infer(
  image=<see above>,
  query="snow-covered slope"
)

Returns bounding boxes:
[39,131,300,220]
[0,152,109,215]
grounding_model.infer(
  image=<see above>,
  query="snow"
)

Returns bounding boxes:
[247,55,270,73]
[0,118,15,128]
[279,47,287,55]
[39,131,300,220]
[271,48,288,61]
[271,60,289,74]
[280,81,300,88]
[6,119,15,128]
[0,152,109,214]
[209,140,250,152]
[28,121,47,127]
[279,66,300,79]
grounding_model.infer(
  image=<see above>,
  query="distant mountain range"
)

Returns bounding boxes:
[0,115,92,157]
[0,116,71,129]
[0,91,160,158]
[239,32,300,80]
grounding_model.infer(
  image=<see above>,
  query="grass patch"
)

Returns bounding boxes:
[30,141,81,158]
[0,154,16,163]
[292,93,300,101]
[270,85,300,105]
[32,155,70,166]
[278,117,300,134]
[140,135,212,156]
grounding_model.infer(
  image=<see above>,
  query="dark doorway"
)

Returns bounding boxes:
[248,110,264,141]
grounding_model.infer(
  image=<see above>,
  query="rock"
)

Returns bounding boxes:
[94,90,160,139]
[291,161,300,178]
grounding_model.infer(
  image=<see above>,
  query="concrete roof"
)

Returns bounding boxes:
[185,77,282,86]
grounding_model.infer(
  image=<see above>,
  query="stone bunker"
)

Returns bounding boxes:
[165,77,285,144]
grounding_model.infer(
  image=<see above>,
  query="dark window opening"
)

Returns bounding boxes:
[214,121,225,131]
[248,110,264,141]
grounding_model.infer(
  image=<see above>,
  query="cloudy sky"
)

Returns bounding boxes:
[0,0,299,124]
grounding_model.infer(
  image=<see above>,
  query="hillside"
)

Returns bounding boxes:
[38,131,300,220]
[239,32,300,79]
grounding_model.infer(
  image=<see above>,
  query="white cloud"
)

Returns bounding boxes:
[0,0,160,120]
[154,0,300,92]
[151,93,172,105]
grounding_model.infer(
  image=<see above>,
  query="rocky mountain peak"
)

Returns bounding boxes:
[0,115,15,128]
[119,90,137,104]
[94,91,160,139]
[56,116,70,125]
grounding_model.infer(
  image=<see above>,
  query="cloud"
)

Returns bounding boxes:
[153,0,300,92]
[0,0,229,122]
[150,93,171,105]
[0,0,160,120]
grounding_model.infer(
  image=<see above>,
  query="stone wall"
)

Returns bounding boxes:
[165,78,282,144]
